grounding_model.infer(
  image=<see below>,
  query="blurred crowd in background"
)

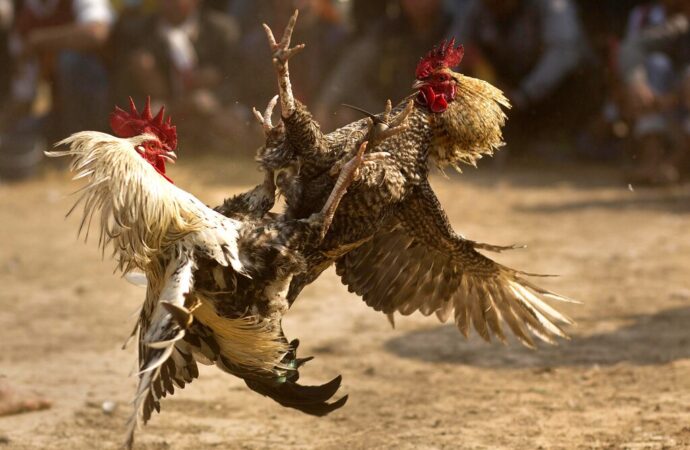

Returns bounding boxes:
[2,0,690,186]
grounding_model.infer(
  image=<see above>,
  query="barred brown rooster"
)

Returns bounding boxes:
[48,98,395,448]
[258,11,576,347]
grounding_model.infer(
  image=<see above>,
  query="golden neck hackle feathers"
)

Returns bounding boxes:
[428,73,510,171]
[51,132,203,273]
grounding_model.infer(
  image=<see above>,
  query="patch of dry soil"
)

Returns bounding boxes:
[1,159,689,449]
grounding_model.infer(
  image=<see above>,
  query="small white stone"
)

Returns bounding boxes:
[101,401,117,415]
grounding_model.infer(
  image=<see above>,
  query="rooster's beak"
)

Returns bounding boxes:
[160,151,177,164]
[412,80,427,90]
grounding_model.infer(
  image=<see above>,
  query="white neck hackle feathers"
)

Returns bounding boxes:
[48,131,242,274]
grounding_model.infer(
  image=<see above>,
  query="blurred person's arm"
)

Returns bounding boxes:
[515,0,585,108]
[23,0,113,55]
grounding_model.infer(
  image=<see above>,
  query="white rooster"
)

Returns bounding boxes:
[48,98,386,448]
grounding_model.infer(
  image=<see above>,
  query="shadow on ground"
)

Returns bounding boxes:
[385,306,690,368]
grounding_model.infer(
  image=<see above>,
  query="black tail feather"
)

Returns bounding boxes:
[242,338,347,416]
[244,375,348,416]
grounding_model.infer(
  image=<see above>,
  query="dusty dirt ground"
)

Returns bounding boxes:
[1,157,690,450]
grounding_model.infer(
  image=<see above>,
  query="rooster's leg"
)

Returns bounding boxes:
[315,142,387,240]
[263,10,304,119]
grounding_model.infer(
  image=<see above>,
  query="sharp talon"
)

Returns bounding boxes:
[285,44,305,59]
[266,95,279,119]
[262,24,277,47]
[265,10,304,66]
[390,100,414,127]
[378,124,408,141]
[252,107,264,124]
[356,141,368,159]
[283,10,299,47]
[253,96,280,134]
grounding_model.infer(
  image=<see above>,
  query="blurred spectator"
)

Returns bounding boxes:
[0,0,11,104]
[315,0,451,128]
[0,0,15,180]
[109,0,158,18]
[233,0,348,123]
[0,0,112,180]
[2,0,113,135]
[452,0,603,156]
[626,1,669,38]
[109,0,245,148]
[619,0,690,184]
[576,0,647,55]
[349,0,392,36]
[573,1,658,163]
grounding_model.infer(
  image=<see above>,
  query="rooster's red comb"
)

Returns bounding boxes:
[110,97,177,150]
[415,38,464,79]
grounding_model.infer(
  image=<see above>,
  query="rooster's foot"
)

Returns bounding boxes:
[263,10,305,66]
[262,10,304,117]
[370,100,414,147]
[253,95,279,134]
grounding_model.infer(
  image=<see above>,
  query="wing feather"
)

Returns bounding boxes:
[453,277,471,338]
[484,290,506,343]
[335,183,575,346]
[468,280,490,342]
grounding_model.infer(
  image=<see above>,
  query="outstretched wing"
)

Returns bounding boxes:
[125,345,199,449]
[124,249,198,449]
[335,182,575,347]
